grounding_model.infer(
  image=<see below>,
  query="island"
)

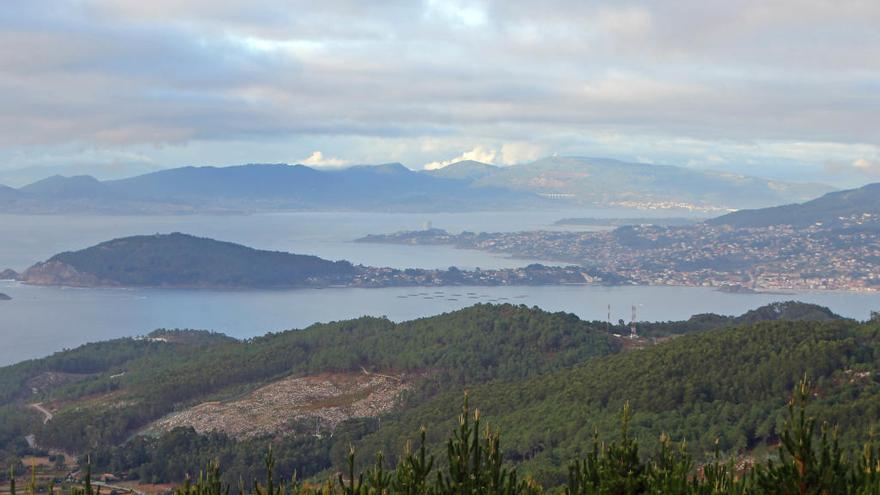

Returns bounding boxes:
[18,233,628,289]
[0,293,10,301]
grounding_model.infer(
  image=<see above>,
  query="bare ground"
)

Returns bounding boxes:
[148,371,418,439]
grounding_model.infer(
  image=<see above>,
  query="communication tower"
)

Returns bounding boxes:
[607,304,611,333]
[630,305,638,339]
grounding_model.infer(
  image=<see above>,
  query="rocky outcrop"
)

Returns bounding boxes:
[0,293,11,301]
[0,269,18,280]
[20,260,105,287]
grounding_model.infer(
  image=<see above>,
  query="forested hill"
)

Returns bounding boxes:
[358,317,880,485]
[0,301,869,486]
[19,233,357,288]
[709,181,880,228]
[636,300,845,338]
[0,305,618,458]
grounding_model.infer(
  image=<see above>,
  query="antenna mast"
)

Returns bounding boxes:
[630,305,638,339]
[607,304,611,333]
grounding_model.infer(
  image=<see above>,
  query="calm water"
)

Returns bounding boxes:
[0,211,876,366]
[0,210,617,271]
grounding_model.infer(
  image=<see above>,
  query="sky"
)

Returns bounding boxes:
[0,0,878,187]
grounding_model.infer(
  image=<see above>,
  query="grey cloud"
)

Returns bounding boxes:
[0,0,878,180]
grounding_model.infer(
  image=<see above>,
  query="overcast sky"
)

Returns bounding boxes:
[0,0,878,186]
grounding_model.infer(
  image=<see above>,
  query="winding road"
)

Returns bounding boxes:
[29,402,53,424]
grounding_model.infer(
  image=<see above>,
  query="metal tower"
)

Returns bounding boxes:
[607,304,611,333]
[630,305,638,339]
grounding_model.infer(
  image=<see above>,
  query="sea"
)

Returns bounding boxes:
[0,210,877,366]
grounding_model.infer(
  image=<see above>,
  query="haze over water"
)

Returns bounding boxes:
[0,210,876,366]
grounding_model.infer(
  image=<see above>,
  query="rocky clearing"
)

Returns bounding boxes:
[149,370,417,439]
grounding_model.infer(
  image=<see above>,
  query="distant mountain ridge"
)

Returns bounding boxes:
[710,182,880,227]
[435,156,832,208]
[0,162,526,213]
[0,157,836,214]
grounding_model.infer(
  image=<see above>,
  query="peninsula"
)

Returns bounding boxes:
[357,183,880,292]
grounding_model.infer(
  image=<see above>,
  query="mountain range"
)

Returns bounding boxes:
[431,156,832,209]
[0,157,834,214]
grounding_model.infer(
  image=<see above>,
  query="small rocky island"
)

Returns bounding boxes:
[0,293,11,301]
[18,232,626,289]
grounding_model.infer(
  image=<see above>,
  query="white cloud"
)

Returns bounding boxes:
[849,157,880,177]
[499,142,543,165]
[424,146,499,170]
[1,0,879,184]
[423,143,545,170]
[852,158,878,173]
[823,157,880,178]
[299,151,347,167]
[425,0,488,28]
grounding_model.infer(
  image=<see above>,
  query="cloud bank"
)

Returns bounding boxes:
[0,0,878,185]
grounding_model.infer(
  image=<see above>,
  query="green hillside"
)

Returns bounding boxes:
[0,305,616,464]
[1,303,876,489]
[21,233,356,288]
[357,318,880,485]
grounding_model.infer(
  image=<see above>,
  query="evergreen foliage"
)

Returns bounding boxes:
[3,304,879,490]
[10,381,880,493]
[45,233,356,288]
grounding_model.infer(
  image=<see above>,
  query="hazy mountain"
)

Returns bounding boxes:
[462,156,834,209]
[426,160,501,180]
[0,184,20,200]
[710,182,880,227]
[0,162,527,213]
[0,157,836,214]
[19,174,112,198]
[101,162,529,210]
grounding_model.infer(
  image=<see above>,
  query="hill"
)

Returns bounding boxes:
[710,182,880,228]
[635,301,846,338]
[464,156,833,209]
[0,184,21,200]
[0,157,834,214]
[357,317,880,485]
[20,233,356,288]
[0,301,870,487]
[19,175,113,199]
[425,160,500,180]
[0,305,617,471]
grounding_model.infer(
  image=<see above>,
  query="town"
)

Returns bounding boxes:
[357,213,880,292]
